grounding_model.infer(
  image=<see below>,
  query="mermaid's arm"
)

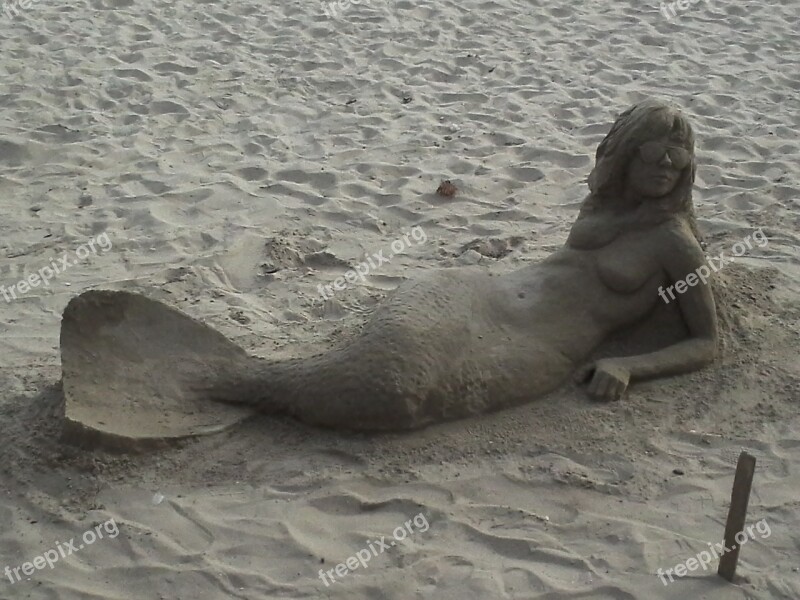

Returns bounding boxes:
[613,224,718,380]
[582,223,717,400]
[615,337,716,381]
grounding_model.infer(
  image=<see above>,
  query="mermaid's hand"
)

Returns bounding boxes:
[575,359,630,401]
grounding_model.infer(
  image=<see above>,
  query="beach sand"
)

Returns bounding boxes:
[1,0,798,597]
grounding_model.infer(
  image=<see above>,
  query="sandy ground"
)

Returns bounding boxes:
[1,0,799,597]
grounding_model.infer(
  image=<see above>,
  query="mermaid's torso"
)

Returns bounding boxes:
[287,225,675,429]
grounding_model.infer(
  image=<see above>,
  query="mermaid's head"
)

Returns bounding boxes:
[587,99,696,216]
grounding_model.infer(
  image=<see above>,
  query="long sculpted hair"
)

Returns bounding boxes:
[572,99,701,246]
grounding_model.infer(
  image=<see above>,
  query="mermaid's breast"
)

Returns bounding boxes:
[595,242,661,294]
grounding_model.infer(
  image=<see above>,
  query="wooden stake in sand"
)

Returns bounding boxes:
[718,451,756,582]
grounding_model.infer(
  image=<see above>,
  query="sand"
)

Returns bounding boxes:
[1,0,799,596]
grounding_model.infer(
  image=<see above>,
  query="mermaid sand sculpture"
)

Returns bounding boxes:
[60,99,718,449]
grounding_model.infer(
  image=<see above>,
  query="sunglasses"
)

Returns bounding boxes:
[639,141,691,169]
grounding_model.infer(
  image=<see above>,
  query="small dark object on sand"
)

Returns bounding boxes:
[436,180,457,197]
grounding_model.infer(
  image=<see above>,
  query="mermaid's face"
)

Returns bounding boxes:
[626,135,690,198]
